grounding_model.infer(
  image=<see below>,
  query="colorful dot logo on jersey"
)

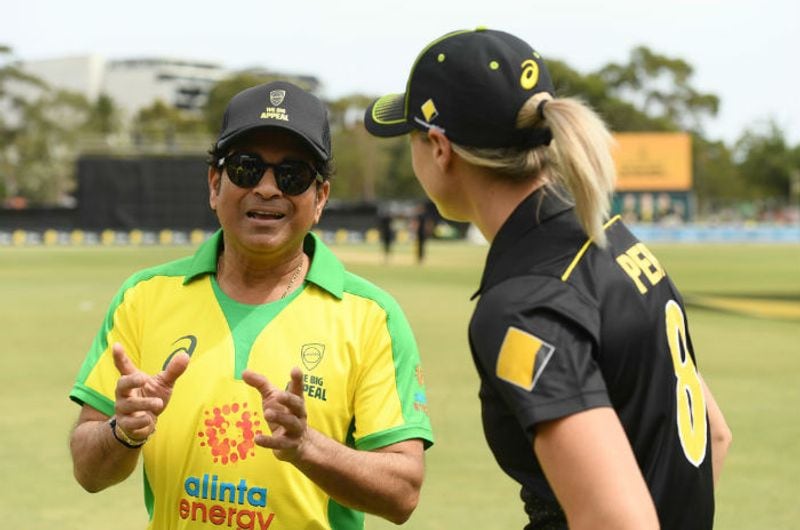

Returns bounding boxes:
[197,402,263,465]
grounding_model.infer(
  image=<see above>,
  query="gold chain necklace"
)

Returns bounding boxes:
[281,260,303,299]
[216,254,304,300]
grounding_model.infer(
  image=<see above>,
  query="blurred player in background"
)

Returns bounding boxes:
[377,204,396,263]
[365,28,730,530]
[69,80,433,529]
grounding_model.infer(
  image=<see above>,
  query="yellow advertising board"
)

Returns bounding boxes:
[612,132,692,191]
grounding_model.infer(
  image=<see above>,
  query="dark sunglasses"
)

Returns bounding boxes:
[218,152,323,196]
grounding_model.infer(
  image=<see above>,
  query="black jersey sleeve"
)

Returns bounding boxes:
[470,274,612,436]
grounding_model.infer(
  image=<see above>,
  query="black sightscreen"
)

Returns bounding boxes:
[76,156,218,230]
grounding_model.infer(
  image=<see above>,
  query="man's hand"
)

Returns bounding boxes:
[112,342,189,442]
[242,366,426,524]
[242,367,308,462]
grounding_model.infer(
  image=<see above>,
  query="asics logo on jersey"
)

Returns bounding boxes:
[162,334,197,369]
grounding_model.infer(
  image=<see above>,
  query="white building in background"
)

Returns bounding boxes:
[103,58,227,118]
[20,55,107,102]
[19,55,227,121]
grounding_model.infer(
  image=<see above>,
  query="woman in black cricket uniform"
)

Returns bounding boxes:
[364,28,731,529]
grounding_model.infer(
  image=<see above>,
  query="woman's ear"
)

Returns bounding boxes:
[427,128,452,173]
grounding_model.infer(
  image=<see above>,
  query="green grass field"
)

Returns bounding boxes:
[1,241,798,529]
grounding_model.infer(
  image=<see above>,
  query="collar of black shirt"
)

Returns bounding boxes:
[471,187,574,300]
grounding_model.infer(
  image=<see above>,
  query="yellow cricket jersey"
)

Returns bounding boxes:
[70,231,434,530]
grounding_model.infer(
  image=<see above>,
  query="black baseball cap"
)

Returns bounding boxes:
[364,28,555,148]
[216,80,332,161]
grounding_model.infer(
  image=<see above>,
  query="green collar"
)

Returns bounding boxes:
[183,230,344,299]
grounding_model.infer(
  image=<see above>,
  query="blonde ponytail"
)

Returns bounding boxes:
[527,96,616,247]
[451,94,616,248]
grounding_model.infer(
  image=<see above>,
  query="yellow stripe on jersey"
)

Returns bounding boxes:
[561,215,622,282]
[496,326,555,391]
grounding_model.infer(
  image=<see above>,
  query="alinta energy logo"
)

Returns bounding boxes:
[180,402,277,528]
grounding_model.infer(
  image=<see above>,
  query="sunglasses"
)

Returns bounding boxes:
[218,152,323,196]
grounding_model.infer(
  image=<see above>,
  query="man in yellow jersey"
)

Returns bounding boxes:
[69,80,434,530]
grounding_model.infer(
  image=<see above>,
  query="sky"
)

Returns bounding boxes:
[5,0,799,145]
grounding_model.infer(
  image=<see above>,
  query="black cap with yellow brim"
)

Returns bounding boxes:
[364,27,555,148]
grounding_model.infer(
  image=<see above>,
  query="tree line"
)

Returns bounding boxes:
[1,45,798,217]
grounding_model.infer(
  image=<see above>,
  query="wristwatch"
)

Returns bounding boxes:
[109,417,150,449]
